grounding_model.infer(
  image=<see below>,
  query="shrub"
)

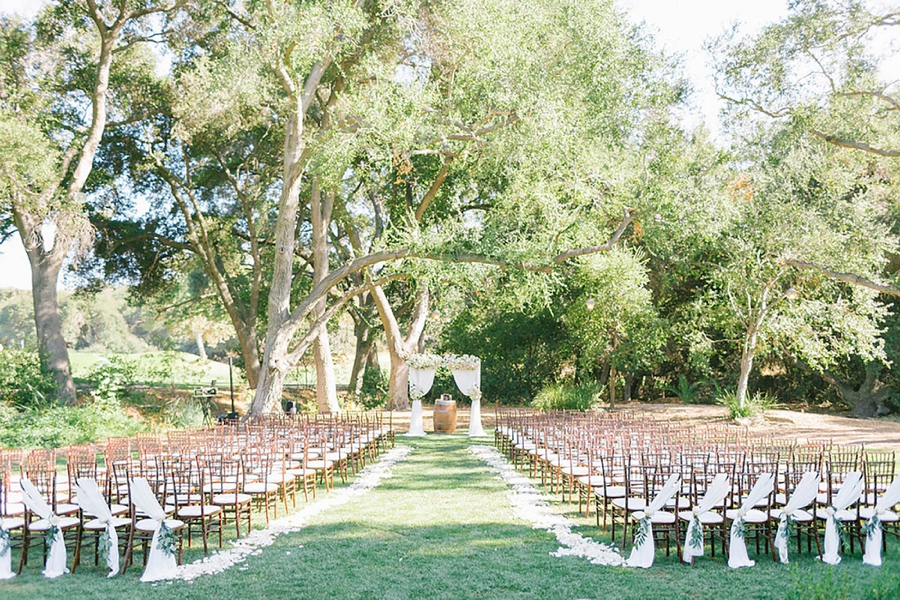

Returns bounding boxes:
[0,400,145,448]
[663,374,704,404]
[0,349,57,407]
[358,366,388,409]
[717,390,776,419]
[531,381,602,412]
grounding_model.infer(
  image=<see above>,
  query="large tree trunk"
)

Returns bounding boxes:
[736,318,761,409]
[235,324,261,388]
[20,222,77,404]
[348,315,378,396]
[195,331,208,360]
[819,363,892,418]
[371,285,430,410]
[6,11,128,405]
[250,99,306,415]
[310,185,340,413]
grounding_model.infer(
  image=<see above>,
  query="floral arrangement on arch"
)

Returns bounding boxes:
[444,354,480,371]
[409,383,427,401]
[406,353,444,370]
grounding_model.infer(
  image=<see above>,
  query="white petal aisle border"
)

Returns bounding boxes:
[468,445,623,567]
[166,445,412,583]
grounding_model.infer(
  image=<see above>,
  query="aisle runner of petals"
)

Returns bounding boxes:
[468,445,623,567]
[170,445,412,583]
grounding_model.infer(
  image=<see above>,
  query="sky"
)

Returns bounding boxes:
[0,0,790,290]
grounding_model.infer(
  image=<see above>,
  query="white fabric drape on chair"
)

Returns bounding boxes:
[406,368,436,437]
[626,473,680,569]
[773,471,820,564]
[727,473,775,569]
[452,365,485,437]
[130,477,177,582]
[0,519,15,579]
[682,473,730,563]
[822,471,863,566]
[863,474,900,567]
[20,478,68,578]
[75,478,120,577]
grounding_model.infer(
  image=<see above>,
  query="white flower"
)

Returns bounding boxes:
[469,445,623,568]
[444,354,481,371]
[406,353,443,369]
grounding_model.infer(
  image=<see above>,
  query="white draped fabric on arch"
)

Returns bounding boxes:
[406,354,487,436]
[406,366,436,437]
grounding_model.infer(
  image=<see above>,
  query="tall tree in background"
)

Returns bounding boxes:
[0,0,185,403]
[714,0,900,414]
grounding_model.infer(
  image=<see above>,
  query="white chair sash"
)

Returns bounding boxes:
[822,471,863,566]
[863,474,900,567]
[20,478,68,578]
[0,520,14,580]
[682,473,730,563]
[774,471,820,564]
[75,478,120,577]
[130,477,177,582]
[452,365,485,436]
[728,473,775,569]
[626,473,680,569]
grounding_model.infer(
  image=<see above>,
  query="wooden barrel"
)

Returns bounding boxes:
[433,397,457,433]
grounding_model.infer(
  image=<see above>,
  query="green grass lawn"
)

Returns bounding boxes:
[3,435,898,599]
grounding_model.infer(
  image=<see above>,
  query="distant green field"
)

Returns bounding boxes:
[70,350,236,388]
[69,349,391,389]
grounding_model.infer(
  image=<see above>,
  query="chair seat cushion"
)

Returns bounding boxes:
[243,482,278,494]
[30,516,80,530]
[165,494,203,506]
[212,493,252,505]
[816,509,860,522]
[665,497,691,510]
[677,511,724,524]
[726,508,768,523]
[55,503,80,516]
[859,507,899,522]
[595,486,626,499]
[576,475,608,486]
[203,482,237,493]
[633,510,676,524]
[135,518,184,532]
[307,461,333,470]
[287,468,317,478]
[612,497,647,511]
[177,505,222,519]
[770,508,814,522]
[0,517,24,530]
[563,466,590,477]
[84,516,132,530]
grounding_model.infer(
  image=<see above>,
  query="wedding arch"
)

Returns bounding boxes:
[405,354,486,437]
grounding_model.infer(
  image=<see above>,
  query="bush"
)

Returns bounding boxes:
[358,366,388,409]
[531,381,602,412]
[717,390,776,419]
[0,349,57,407]
[663,374,705,404]
[0,400,145,448]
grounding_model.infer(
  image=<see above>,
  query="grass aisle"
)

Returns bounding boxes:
[3,434,899,599]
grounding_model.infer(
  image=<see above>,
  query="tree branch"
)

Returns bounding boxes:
[552,207,636,264]
[781,257,900,297]
[809,129,900,157]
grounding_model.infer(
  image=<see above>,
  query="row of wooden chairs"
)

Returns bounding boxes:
[0,410,396,578]
[494,409,899,566]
